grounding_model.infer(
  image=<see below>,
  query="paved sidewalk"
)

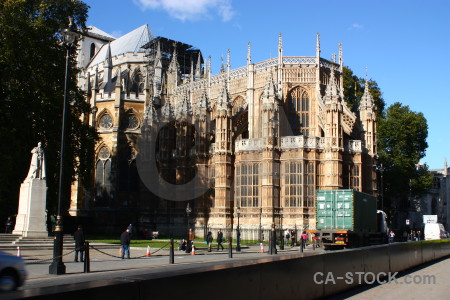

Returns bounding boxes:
[327,257,450,300]
[3,242,322,289]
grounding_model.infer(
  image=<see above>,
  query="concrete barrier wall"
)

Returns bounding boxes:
[7,240,450,300]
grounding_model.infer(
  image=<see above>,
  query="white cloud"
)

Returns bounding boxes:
[349,23,364,30]
[133,0,235,22]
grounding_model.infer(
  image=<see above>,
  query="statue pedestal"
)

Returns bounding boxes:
[13,179,48,237]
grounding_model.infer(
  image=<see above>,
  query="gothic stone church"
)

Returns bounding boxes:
[69,24,378,239]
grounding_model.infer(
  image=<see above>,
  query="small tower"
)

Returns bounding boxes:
[261,72,280,147]
[153,41,163,101]
[359,70,377,194]
[175,92,193,185]
[195,87,212,155]
[277,33,283,99]
[323,67,344,189]
[194,87,212,211]
[104,43,113,83]
[167,46,181,96]
[315,33,322,103]
[359,75,376,156]
[212,81,233,231]
[260,72,281,227]
[194,52,203,81]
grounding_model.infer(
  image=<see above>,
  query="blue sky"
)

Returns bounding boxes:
[84,0,450,169]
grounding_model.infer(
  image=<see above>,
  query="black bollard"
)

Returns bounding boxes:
[300,237,303,253]
[228,240,233,258]
[280,233,284,250]
[272,225,277,255]
[169,238,174,264]
[83,241,90,273]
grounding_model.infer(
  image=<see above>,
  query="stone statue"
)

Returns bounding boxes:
[13,142,48,237]
[26,142,46,180]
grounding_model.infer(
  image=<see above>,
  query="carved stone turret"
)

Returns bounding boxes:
[261,72,280,147]
[104,43,113,83]
[359,78,376,155]
[260,73,281,226]
[323,68,343,189]
[167,47,181,95]
[195,87,211,156]
[195,52,203,81]
[152,42,163,105]
[212,82,233,233]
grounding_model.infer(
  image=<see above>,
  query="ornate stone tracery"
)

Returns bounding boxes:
[72,26,378,239]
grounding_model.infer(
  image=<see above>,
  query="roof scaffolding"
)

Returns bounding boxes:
[143,36,203,75]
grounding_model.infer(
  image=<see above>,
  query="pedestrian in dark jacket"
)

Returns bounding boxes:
[206,231,213,252]
[74,226,85,262]
[120,229,131,259]
[217,229,224,250]
[5,217,13,234]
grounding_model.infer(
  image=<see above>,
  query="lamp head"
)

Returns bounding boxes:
[61,17,80,47]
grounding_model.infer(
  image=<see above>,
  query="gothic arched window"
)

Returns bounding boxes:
[232,96,246,117]
[123,113,139,130]
[90,43,96,59]
[98,113,113,130]
[130,68,143,96]
[287,88,309,136]
[95,147,112,206]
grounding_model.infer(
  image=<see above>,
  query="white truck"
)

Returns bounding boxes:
[424,223,446,240]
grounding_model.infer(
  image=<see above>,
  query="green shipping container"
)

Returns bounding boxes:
[316,189,377,232]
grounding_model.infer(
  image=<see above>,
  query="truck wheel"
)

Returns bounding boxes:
[0,270,18,292]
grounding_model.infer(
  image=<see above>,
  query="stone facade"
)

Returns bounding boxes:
[70,25,378,239]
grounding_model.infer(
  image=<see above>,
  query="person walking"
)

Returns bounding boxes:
[73,225,85,262]
[284,229,290,246]
[217,229,224,251]
[389,230,395,243]
[301,231,308,248]
[290,229,296,247]
[4,217,13,234]
[120,228,131,259]
[206,231,213,252]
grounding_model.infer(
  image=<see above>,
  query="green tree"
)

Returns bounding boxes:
[0,0,97,221]
[342,66,385,119]
[377,102,431,214]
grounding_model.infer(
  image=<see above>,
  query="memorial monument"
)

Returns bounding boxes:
[13,142,48,237]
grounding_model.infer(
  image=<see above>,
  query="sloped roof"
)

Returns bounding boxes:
[86,26,115,41]
[88,24,154,68]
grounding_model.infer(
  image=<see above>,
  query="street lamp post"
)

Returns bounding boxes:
[279,210,284,250]
[377,163,385,211]
[186,202,192,241]
[185,202,192,253]
[270,223,277,255]
[258,207,263,242]
[185,203,191,237]
[236,207,241,252]
[49,17,80,275]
